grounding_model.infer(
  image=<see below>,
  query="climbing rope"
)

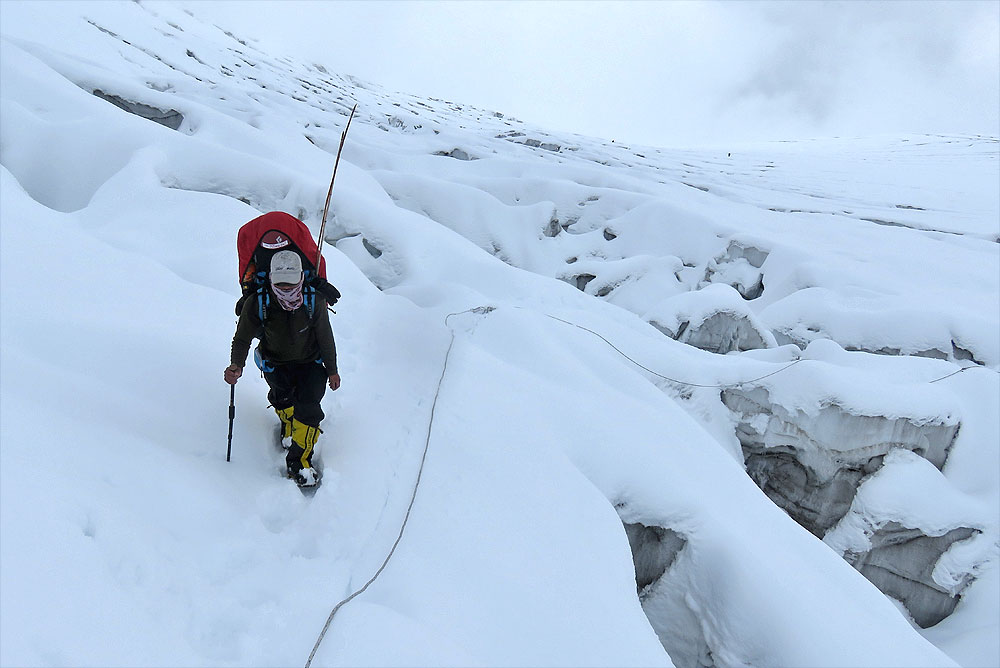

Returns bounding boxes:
[928,365,996,383]
[540,312,802,388]
[303,305,988,665]
[304,308,485,668]
[540,313,999,388]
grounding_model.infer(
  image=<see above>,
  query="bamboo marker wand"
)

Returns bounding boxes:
[315,103,358,270]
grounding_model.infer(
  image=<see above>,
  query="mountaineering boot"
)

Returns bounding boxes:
[275,405,294,449]
[287,418,322,487]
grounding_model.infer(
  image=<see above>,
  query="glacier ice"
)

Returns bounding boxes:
[723,385,959,535]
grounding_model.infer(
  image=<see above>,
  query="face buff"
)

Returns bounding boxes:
[271,278,304,311]
[269,249,305,311]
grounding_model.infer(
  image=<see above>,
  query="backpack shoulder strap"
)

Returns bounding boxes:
[255,271,269,322]
[306,285,316,320]
[302,270,317,321]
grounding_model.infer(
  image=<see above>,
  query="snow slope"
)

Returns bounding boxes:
[1,2,997,667]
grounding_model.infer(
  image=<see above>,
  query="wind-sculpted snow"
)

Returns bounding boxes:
[724,382,959,531]
[645,283,777,353]
[700,240,769,300]
[825,450,996,628]
[1,2,997,668]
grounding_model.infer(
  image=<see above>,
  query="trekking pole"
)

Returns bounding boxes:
[315,103,358,270]
[227,384,235,462]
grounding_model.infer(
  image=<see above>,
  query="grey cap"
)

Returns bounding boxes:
[270,250,303,285]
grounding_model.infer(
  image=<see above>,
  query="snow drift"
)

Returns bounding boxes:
[1,2,997,667]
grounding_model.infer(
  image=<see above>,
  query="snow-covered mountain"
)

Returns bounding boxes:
[1,3,997,667]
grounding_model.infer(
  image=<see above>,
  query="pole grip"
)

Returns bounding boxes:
[227,384,235,462]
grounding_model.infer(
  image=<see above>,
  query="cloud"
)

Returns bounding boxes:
[720,1,1000,140]
[177,0,999,147]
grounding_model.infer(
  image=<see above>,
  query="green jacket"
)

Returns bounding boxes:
[230,290,338,375]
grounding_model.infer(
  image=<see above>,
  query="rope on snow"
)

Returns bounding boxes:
[541,312,803,388]
[303,304,802,666]
[539,312,998,388]
[304,307,487,668]
[304,305,990,665]
[927,365,996,383]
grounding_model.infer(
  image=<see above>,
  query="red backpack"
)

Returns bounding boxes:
[235,211,340,316]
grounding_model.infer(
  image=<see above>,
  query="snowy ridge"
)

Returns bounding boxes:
[1,2,997,667]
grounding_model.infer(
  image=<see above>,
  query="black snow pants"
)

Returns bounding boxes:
[264,360,327,469]
[264,359,327,425]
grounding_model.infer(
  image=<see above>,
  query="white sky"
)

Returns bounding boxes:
[176,0,998,148]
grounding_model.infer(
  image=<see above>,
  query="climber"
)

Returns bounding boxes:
[224,249,340,486]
